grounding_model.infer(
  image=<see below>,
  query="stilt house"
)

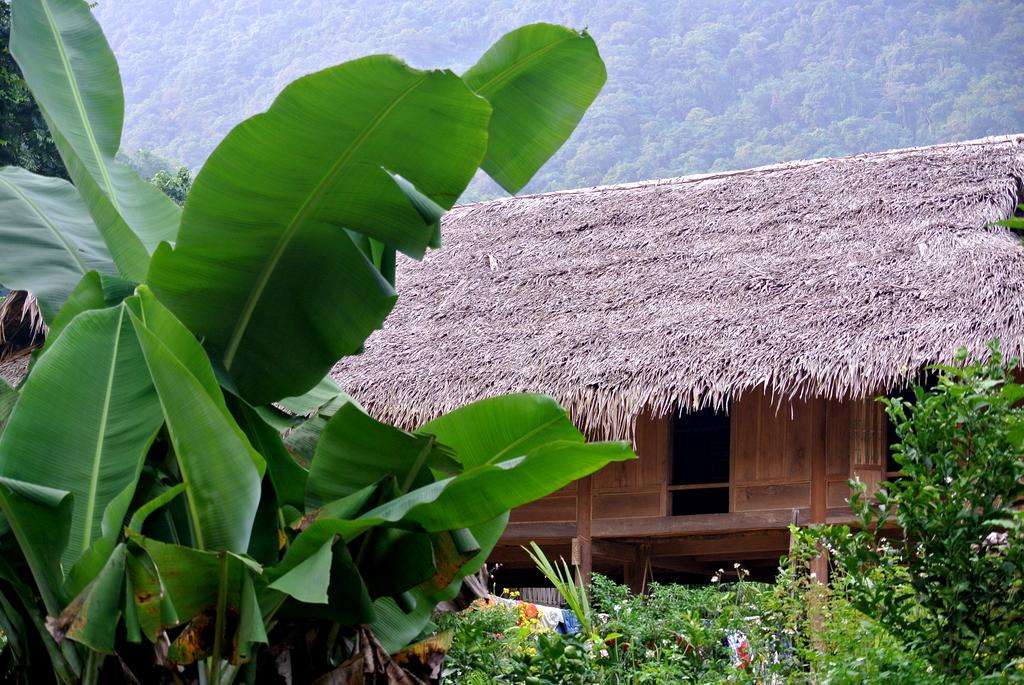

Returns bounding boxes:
[331,136,1024,586]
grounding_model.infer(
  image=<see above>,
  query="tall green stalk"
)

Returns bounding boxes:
[523,541,594,635]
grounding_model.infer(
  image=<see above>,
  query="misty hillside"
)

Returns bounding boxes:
[95,0,1024,198]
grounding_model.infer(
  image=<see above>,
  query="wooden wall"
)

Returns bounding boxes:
[508,392,887,525]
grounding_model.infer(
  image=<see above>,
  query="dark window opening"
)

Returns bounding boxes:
[672,487,729,516]
[670,409,730,515]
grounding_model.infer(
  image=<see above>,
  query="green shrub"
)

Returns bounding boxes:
[435,602,519,683]
[820,343,1024,680]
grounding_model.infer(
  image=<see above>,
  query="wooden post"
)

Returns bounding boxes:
[808,415,829,646]
[809,408,829,583]
[574,475,593,587]
[633,543,650,595]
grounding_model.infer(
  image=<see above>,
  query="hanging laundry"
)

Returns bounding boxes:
[537,604,564,632]
[561,608,582,635]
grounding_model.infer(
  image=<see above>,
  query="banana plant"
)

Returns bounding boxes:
[0,1,619,682]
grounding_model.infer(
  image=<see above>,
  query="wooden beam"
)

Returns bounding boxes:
[633,543,651,593]
[497,508,859,546]
[574,475,593,586]
[591,509,794,537]
[647,529,790,558]
[500,521,576,541]
[488,543,572,565]
[592,540,636,563]
[688,549,785,562]
[649,556,710,574]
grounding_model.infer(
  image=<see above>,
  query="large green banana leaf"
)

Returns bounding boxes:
[464,23,606,193]
[124,545,177,643]
[126,289,263,553]
[267,538,333,604]
[147,55,491,404]
[417,393,591,467]
[371,513,506,653]
[0,478,72,615]
[306,402,452,508]
[126,533,259,631]
[10,0,180,279]
[0,167,115,320]
[360,440,631,533]
[48,543,126,653]
[231,398,308,511]
[286,443,631,565]
[278,375,348,417]
[0,304,163,568]
[43,270,135,352]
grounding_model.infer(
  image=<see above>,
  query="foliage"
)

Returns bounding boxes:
[997,203,1024,231]
[149,166,191,205]
[435,601,523,682]
[117,149,192,205]
[0,0,63,178]
[88,0,1024,199]
[0,1,627,682]
[818,344,1024,680]
[440,567,936,683]
[116,149,179,182]
[778,528,936,684]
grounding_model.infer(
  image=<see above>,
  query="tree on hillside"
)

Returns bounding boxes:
[150,166,192,205]
[0,0,64,177]
[89,0,1024,198]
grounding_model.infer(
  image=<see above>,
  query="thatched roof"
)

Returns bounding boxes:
[0,357,27,388]
[0,291,46,366]
[332,135,1024,438]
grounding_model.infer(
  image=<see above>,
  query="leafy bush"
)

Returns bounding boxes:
[821,344,1024,680]
[435,601,520,681]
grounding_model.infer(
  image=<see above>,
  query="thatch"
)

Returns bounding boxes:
[0,290,46,365]
[0,357,28,389]
[331,135,1024,439]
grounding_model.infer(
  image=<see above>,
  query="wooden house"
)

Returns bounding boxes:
[330,135,1024,586]
[3,136,1023,587]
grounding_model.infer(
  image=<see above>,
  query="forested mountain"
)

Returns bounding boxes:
[93,0,1023,198]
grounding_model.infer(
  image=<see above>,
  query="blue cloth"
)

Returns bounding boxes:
[561,608,582,634]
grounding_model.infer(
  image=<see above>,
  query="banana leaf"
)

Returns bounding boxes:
[10,0,180,279]
[47,543,126,653]
[306,403,452,508]
[0,478,73,615]
[126,288,263,553]
[147,55,491,404]
[0,167,115,320]
[43,270,135,352]
[0,303,163,568]
[464,23,606,193]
